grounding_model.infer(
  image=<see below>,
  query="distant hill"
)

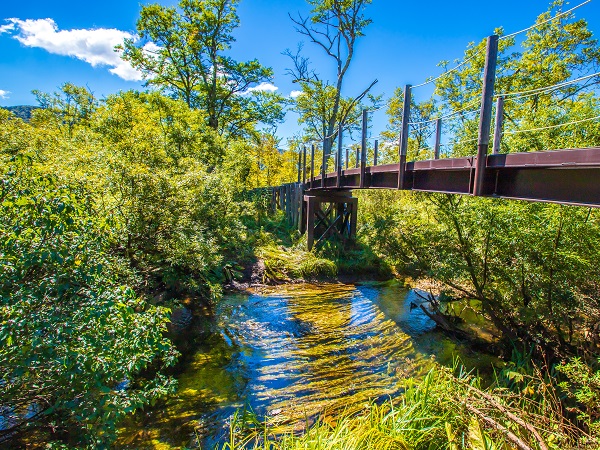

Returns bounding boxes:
[2,105,39,122]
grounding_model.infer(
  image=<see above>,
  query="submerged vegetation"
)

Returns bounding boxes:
[2,0,600,447]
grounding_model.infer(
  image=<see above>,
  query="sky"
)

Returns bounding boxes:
[1,0,599,143]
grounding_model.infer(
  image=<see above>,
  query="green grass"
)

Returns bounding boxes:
[257,244,337,282]
[220,364,595,450]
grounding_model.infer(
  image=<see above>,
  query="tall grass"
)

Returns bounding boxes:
[220,364,596,450]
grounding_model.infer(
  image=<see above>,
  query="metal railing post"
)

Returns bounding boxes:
[493,96,504,154]
[398,84,412,189]
[473,35,499,196]
[360,109,368,188]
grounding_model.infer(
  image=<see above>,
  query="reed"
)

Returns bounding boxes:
[221,363,595,450]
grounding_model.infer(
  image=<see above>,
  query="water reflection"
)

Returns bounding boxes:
[118,281,497,449]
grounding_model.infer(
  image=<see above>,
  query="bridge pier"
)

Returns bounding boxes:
[304,191,357,250]
[271,184,358,250]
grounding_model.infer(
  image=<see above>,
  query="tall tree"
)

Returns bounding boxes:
[286,0,378,161]
[119,0,285,138]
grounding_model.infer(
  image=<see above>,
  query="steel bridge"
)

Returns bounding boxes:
[271,34,600,249]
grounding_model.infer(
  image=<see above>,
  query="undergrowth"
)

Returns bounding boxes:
[221,362,598,450]
[245,205,391,283]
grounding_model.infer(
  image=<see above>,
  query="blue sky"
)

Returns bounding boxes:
[1,0,599,141]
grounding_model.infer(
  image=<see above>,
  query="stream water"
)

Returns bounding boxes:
[118,281,499,449]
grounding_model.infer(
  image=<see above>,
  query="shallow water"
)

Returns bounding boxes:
[118,281,499,449]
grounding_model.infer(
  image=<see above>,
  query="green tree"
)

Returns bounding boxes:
[119,0,285,138]
[286,0,378,161]
[0,157,177,446]
[32,83,97,138]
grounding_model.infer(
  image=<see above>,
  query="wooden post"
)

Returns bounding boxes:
[434,118,442,159]
[306,196,316,250]
[473,35,499,196]
[285,184,291,220]
[310,144,315,189]
[374,139,379,166]
[350,198,358,238]
[360,109,367,188]
[337,123,343,188]
[302,146,307,183]
[297,150,302,183]
[321,139,326,188]
[493,96,504,154]
[345,148,349,169]
[355,147,359,168]
[398,84,412,189]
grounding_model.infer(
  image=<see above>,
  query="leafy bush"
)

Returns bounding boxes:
[557,358,600,437]
[0,160,177,446]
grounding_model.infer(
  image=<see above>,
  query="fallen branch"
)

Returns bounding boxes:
[466,403,533,450]
[461,382,548,450]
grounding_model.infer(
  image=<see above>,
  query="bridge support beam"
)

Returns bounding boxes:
[304,191,357,251]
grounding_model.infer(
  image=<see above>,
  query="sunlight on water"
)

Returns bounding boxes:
[117,282,497,449]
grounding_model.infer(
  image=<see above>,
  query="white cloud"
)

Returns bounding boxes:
[246,82,278,93]
[1,18,143,81]
[0,21,16,34]
[0,90,10,99]
[290,90,304,98]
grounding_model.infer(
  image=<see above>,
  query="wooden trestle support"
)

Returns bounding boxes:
[304,191,357,250]
[271,183,358,250]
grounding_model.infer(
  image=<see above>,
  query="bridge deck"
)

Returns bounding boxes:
[307,147,600,208]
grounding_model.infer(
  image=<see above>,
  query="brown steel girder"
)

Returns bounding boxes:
[308,147,600,208]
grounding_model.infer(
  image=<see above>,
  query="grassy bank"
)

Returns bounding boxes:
[222,362,598,450]
[242,206,392,284]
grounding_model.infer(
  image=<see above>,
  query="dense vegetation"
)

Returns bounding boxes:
[2,0,600,448]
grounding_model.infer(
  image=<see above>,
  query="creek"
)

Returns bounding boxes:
[118,281,499,448]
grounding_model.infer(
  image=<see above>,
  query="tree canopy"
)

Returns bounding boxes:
[119,0,286,138]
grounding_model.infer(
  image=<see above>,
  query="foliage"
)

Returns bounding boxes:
[0,159,177,446]
[119,0,286,138]
[236,133,300,189]
[557,358,600,437]
[7,86,254,300]
[258,245,337,282]
[33,82,98,138]
[286,0,378,159]
[360,189,600,352]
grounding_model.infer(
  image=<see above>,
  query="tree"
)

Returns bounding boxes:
[286,0,378,162]
[32,83,97,138]
[383,90,438,162]
[0,155,177,446]
[119,0,285,138]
